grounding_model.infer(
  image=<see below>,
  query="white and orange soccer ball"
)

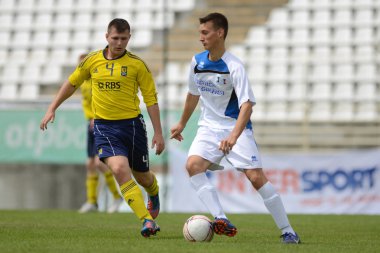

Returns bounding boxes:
[183,215,214,242]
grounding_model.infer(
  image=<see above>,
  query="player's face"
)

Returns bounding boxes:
[106,27,131,57]
[199,21,223,51]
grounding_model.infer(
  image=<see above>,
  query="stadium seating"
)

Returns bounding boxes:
[0,0,378,150]
[0,0,195,100]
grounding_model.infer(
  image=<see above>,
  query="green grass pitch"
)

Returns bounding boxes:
[0,210,379,253]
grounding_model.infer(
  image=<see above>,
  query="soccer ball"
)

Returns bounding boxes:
[183,215,214,242]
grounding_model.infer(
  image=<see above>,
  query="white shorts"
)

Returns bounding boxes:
[188,126,262,171]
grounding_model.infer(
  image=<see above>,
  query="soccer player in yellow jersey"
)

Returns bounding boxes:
[40,19,165,237]
[77,54,123,214]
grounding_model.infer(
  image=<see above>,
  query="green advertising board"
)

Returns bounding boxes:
[0,108,199,164]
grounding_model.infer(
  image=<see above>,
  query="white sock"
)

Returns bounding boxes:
[190,173,227,219]
[258,182,295,235]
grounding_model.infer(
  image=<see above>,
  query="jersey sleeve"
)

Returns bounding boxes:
[230,62,256,107]
[188,56,200,95]
[137,61,158,107]
[68,57,92,88]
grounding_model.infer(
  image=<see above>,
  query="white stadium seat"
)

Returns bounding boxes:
[74,13,92,30]
[332,46,352,64]
[12,32,31,48]
[36,0,54,12]
[72,31,91,48]
[128,29,152,49]
[311,28,331,46]
[1,66,21,82]
[309,65,331,83]
[288,101,306,121]
[29,49,48,65]
[311,10,331,28]
[22,66,42,83]
[32,31,51,48]
[0,83,18,100]
[310,82,331,100]
[356,82,377,100]
[267,65,288,82]
[0,14,13,30]
[332,9,352,27]
[354,27,373,44]
[356,64,376,82]
[19,83,39,100]
[76,0,94,10]
[355,102,377,121]
[266,82,288,100]
[8,49,29,65]
[288,0,310,10]
[309,103,331,121]
[17,0,35,12]
[54,13,72,30]
[288,82,306,100]
[290,28,310,46]
[246,27,267,46]
[0,32,11,47]
[268,28,288,46]
[333,102,354,121]
[332,0,352,9]
[266,101,287,121]
[34,14,53,30]
[268,8,289,28]
[354,46,374,63]
[333,82,354,100]
[52,31,71,48]
[333,64,354,83]
[14,13,33,30]
[290,10,310,28]
[0,0,16,12]
[55,0,74,12]
[40,65,62,84]
[288,65,307,83]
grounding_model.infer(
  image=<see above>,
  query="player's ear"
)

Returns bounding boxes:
[218,29,224,39]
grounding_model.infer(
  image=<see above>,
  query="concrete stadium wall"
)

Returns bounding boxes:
[0,164,86,210]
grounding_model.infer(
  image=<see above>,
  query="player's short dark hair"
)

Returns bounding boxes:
[79,53,87,61]
[199,12,228,39]
[107,18,130,33]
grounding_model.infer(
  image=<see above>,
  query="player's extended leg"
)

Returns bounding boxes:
[96,157,123,213]
[133,171,160,219]
[78,157,99,213]
[244,169,300,244]
[187,155,237,237]
[105,156,159,237]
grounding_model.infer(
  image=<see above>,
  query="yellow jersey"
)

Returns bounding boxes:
[80,79,93,120]
[69,49,158,120]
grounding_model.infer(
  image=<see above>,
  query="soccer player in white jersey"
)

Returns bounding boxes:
[170,12,300,244]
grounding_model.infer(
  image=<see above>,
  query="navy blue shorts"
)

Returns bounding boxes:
[93,115,149,172]
[87,122,97,158]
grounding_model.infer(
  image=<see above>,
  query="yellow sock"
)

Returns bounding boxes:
[86,174,98,204]
[144,174,159,197]
[121,179,152,222]
[103,170,120,199]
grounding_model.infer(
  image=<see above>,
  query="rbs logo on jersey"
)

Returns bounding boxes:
[98,81,121,91]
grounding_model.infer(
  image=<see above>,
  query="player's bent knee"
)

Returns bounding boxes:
[245,168,267,185]
[186,162,203,176]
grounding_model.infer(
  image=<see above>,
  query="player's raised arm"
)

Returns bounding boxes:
[170,93,200,141]
[40,80,77,130]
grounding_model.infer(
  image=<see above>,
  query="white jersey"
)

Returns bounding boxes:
[188,50,256,130]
